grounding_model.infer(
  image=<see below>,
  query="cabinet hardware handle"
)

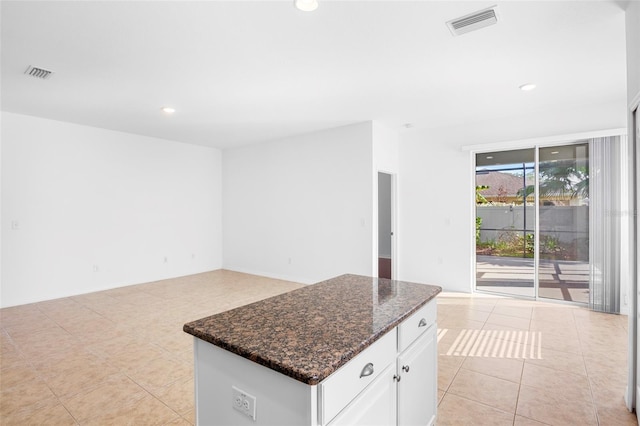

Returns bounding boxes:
[402,365,410,373]
[393,374,401,382]
[418,318,428,327]
[360,363,374,378]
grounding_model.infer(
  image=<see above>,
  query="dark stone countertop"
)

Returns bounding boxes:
[183,274,441,385]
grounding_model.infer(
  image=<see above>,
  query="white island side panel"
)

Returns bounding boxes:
[194,338,318,426]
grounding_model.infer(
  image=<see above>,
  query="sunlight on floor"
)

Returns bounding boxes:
[440,329,543,359]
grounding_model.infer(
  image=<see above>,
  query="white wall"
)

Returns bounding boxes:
[1,112,222,307]
[0,112,3,308]
[373,122,400,277]
[627,0,640,105]
[398,101,627,293]
[373,122,399,175]
[222,122,373,284]
[398,131,472,292]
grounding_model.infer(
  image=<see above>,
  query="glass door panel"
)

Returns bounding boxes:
[475,149,535,298]
[537,143,589,303]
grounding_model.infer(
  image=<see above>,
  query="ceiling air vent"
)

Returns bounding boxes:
[447,6,499,36]
[24,65,54,80]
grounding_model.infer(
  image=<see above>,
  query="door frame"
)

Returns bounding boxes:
[465,129,626,295]
[377,170,397,280]
[472,140,599,304]
[473,148,537,299]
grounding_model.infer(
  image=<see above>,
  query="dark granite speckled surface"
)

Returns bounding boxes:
[183,274,441,385]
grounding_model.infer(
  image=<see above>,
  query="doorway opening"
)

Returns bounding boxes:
[378,172,393,279]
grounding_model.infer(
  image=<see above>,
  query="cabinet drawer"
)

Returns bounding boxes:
[327,363,396,426]
[319,329,396,425]
[398,301,436,352]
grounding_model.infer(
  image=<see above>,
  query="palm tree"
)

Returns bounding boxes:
[476,185,490,204]
[517,159,588,201]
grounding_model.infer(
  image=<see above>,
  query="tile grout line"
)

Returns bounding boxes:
[511,314,531,425]
[512,313,530,426]
[573,308,602,426]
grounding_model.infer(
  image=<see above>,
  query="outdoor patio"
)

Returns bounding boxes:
[476,255,590,303]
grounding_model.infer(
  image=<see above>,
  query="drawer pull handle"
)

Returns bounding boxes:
[402,365,410,373]
[360,363,374,378]
[418,318,428,327]
[393,374,401,382]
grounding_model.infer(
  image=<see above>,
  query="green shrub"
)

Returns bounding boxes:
[476,217,482,244]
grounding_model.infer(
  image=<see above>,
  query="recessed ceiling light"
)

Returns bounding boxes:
[519,83,537,91]
[551,151,559,155]
[294,0,318,12]
[486,156,494,159]
[161,107,176,114]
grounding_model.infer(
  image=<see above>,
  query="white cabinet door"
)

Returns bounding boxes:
[397,325,437,426]
[328,364,396,426]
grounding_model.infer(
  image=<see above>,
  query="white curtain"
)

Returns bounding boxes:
[589,136,623,313]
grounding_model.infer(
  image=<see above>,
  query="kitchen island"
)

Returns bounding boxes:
[183,274,441,426]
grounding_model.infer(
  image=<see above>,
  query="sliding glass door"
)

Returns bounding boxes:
[475,149,535,298]
[537,144,589,303]
[475,143,590,303]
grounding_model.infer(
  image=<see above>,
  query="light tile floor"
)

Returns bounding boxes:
[437,292,636,425]
[0,270,301,425]
[0,271,636,425]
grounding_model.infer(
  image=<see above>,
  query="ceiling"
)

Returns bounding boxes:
[0,1,628,149]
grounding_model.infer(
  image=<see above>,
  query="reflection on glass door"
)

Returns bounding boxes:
[537,144,589,303]
[475,149,535,298]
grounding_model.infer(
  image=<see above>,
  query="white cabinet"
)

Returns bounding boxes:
[398,299,437,352]
[397,325,437,426]
[319,330,397,424]
[323,300,437,426]
[192,299,437,426]
[328,364,397,426]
